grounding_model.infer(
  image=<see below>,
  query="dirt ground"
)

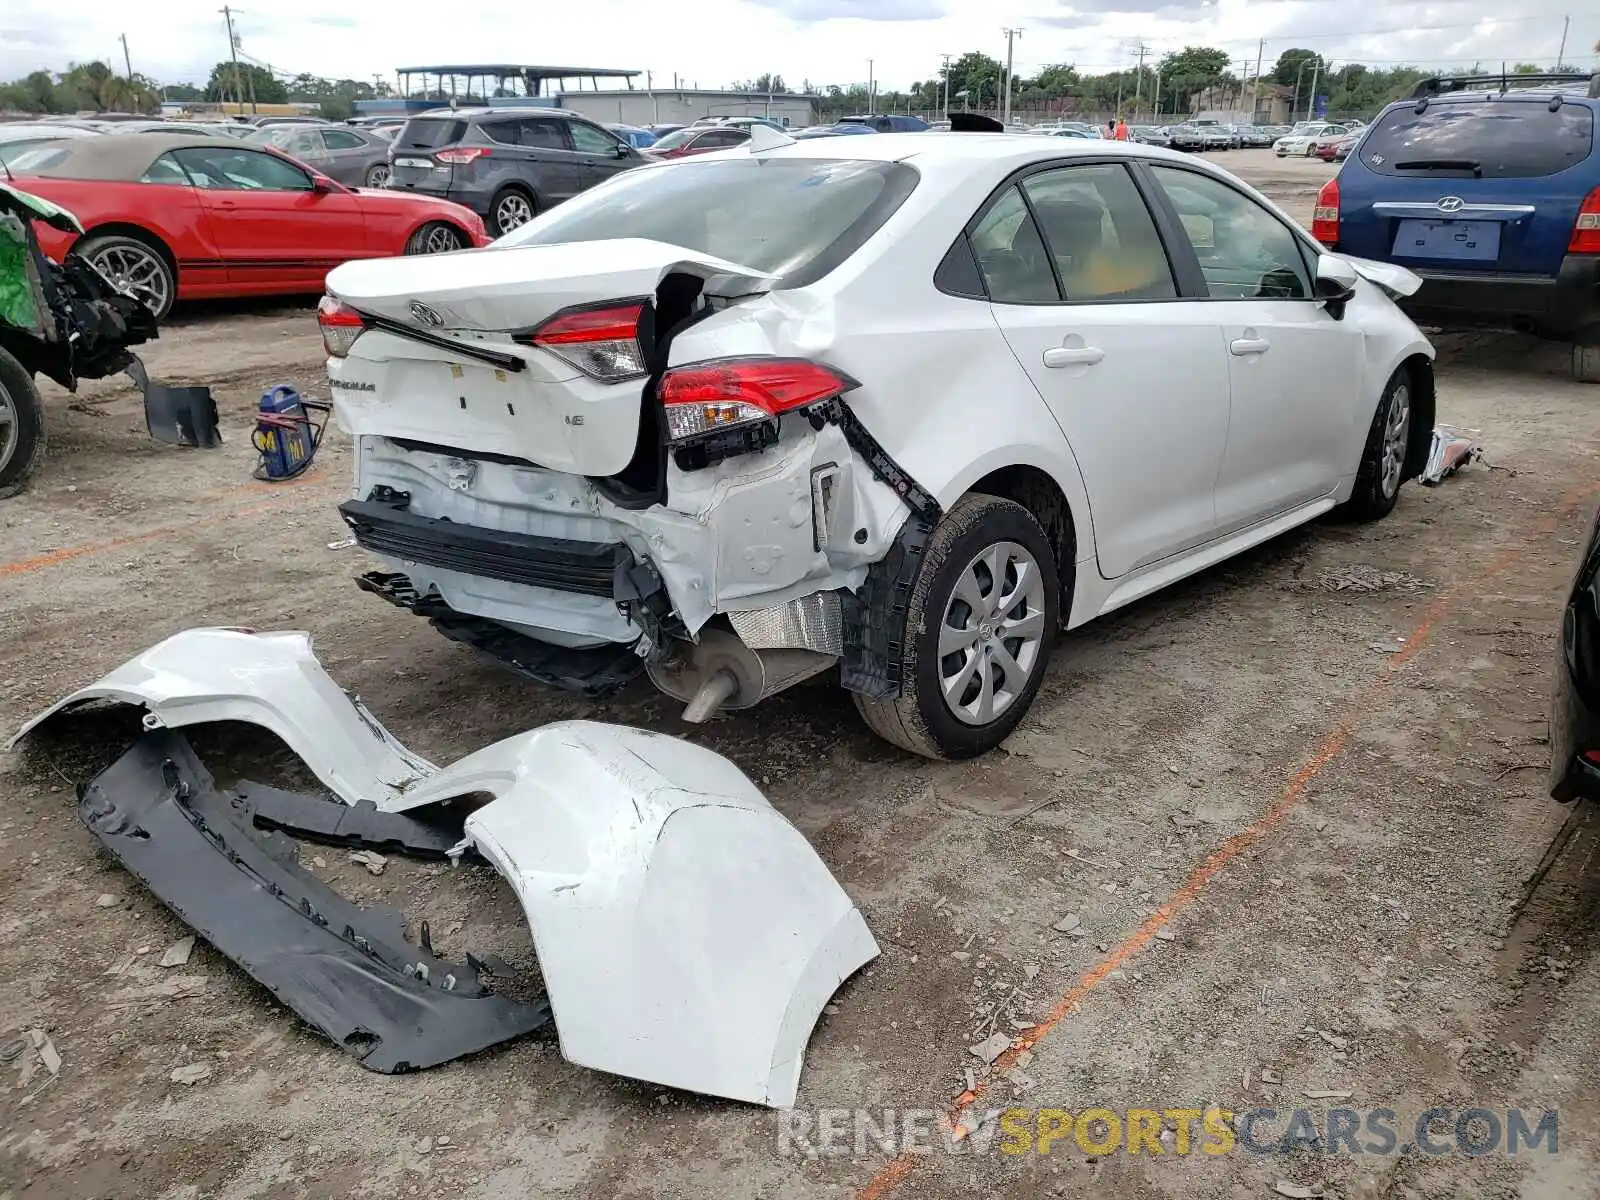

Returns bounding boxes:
[3,149,1599,1200]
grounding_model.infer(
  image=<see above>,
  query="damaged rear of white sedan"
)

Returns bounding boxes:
[323,129,1438,760]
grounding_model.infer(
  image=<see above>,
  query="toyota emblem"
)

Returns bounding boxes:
[410,301,446,327]
[1436,196,1465,214]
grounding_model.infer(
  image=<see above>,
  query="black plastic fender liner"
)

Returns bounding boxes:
[231,783,465,859]
[841,510,936,699]
[80,731,552,1073]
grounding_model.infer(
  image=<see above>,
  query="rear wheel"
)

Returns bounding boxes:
[0,348,47,501]
[74,233,174,321]
[1305,143,1318,157]
[853,495,1060,760]
[489,187,536,236]
[404,222,466,255]
[1339,367,1412,521]
[364,163,391,188]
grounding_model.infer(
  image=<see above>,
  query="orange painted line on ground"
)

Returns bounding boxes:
[856,483,1600,1200]
[0,470,330,580]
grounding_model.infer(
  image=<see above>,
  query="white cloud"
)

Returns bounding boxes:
[1,0,1593,92]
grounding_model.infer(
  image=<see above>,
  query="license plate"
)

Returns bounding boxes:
[1392,218,1500,262]
[394,157,434,170]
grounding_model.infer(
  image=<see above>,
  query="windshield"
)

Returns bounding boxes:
[1361,100,1594,179]
[495,157,919,284]
[650,129,696,151]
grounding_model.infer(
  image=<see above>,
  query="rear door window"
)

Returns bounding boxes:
[518,118,571,150]
[398,118,465,150]
[1361,100,1595,178]
[1022,164,1176,301]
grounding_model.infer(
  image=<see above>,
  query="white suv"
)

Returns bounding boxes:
[321,131,1434,759]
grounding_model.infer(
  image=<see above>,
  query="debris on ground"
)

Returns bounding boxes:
[30,1030,61,1077]
[1272,1182,1324,1199]
[169,1062,212,1085]
[1153,928,1177,942]
[969,1032,1012,1065]
[1170,813,1206,829]
[1286,564,1433,594]
[348,849,388,876]
[1421,425,1483,486]
[1305,1089,1353,1100]
[159,936,196,968]
[1368,640,1405,654]
[94,893,120,908]
[1052,913,1082,934]
[1260,1067,1283,1084]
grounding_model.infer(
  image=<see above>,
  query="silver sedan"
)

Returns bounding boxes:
[243,124,394,188]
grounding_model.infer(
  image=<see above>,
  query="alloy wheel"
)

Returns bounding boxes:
[419,225,462,254]
[494,193,534,233]
[89,243,168,316]
[938,541,1049,726]
[366,164,391,187]
[1380,382,1410,499]
[0,379,18,476]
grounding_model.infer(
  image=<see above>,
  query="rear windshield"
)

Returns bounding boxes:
[1362,100,1595,178]
[494,157,919,285]
[397,118,466,150]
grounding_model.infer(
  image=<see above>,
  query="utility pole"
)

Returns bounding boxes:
[1002,27,1022,122]
[119,34,133,82]
[867,58,875,114]
[1558,14,1571,70]
[1294,59,1309,121]
[940,53,953,117]
[1306,56,1320,121]
[220,6,249,114]
[1154,67,1162,119]
[1250,37,1264,122]
[1133,42,1151,118]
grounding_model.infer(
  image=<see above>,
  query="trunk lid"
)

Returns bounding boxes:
[324,239,773,478]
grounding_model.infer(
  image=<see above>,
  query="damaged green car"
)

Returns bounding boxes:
[0,182,159,497]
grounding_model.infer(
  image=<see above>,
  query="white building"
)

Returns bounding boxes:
[557,88,817,129]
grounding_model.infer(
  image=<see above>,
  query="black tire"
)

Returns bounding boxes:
[0,348,47,501]
[1339,367,1413,522]
[853,494,1061,760]
[73,232,175,321]
[404,222,467,255]
[1572,344,1600,384]
[488,186,537,237]
[364,163,391,188]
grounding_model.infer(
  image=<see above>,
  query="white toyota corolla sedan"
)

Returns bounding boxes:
[319,128,1434,760]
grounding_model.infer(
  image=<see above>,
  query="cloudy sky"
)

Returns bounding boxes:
[1,0,1593,91]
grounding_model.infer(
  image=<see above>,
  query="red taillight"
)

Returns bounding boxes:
[522,302,646,381]
[317,294,365,358]
[659,357,859,443]
[1571,187,1600,253]
[1312,177,1340,246]
[435,146,491,165]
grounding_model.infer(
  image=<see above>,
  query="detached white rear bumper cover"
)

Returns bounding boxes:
[11,628,877,1107]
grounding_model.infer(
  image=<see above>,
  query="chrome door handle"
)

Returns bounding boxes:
[1042,346,1104,368]
[1230,337,1270,356]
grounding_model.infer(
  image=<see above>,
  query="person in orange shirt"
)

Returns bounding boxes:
[1114,116,1130,141]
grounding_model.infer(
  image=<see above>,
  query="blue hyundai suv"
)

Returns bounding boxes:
[1315,72,1600,380]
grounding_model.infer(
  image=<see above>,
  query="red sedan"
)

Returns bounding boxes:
[11,134,489,319]
[643,126,752,160]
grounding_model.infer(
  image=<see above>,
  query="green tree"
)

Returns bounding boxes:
[164,82,204,102]
[205,61,288,105]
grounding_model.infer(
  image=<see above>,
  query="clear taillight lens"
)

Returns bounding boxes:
[1572,187,1600,253]
[659,357,859,443]
[318,295,365,358]
[522,302,647,381]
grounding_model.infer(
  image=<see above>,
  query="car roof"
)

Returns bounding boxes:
[15,133,269,180]
[749,130,1183,168]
